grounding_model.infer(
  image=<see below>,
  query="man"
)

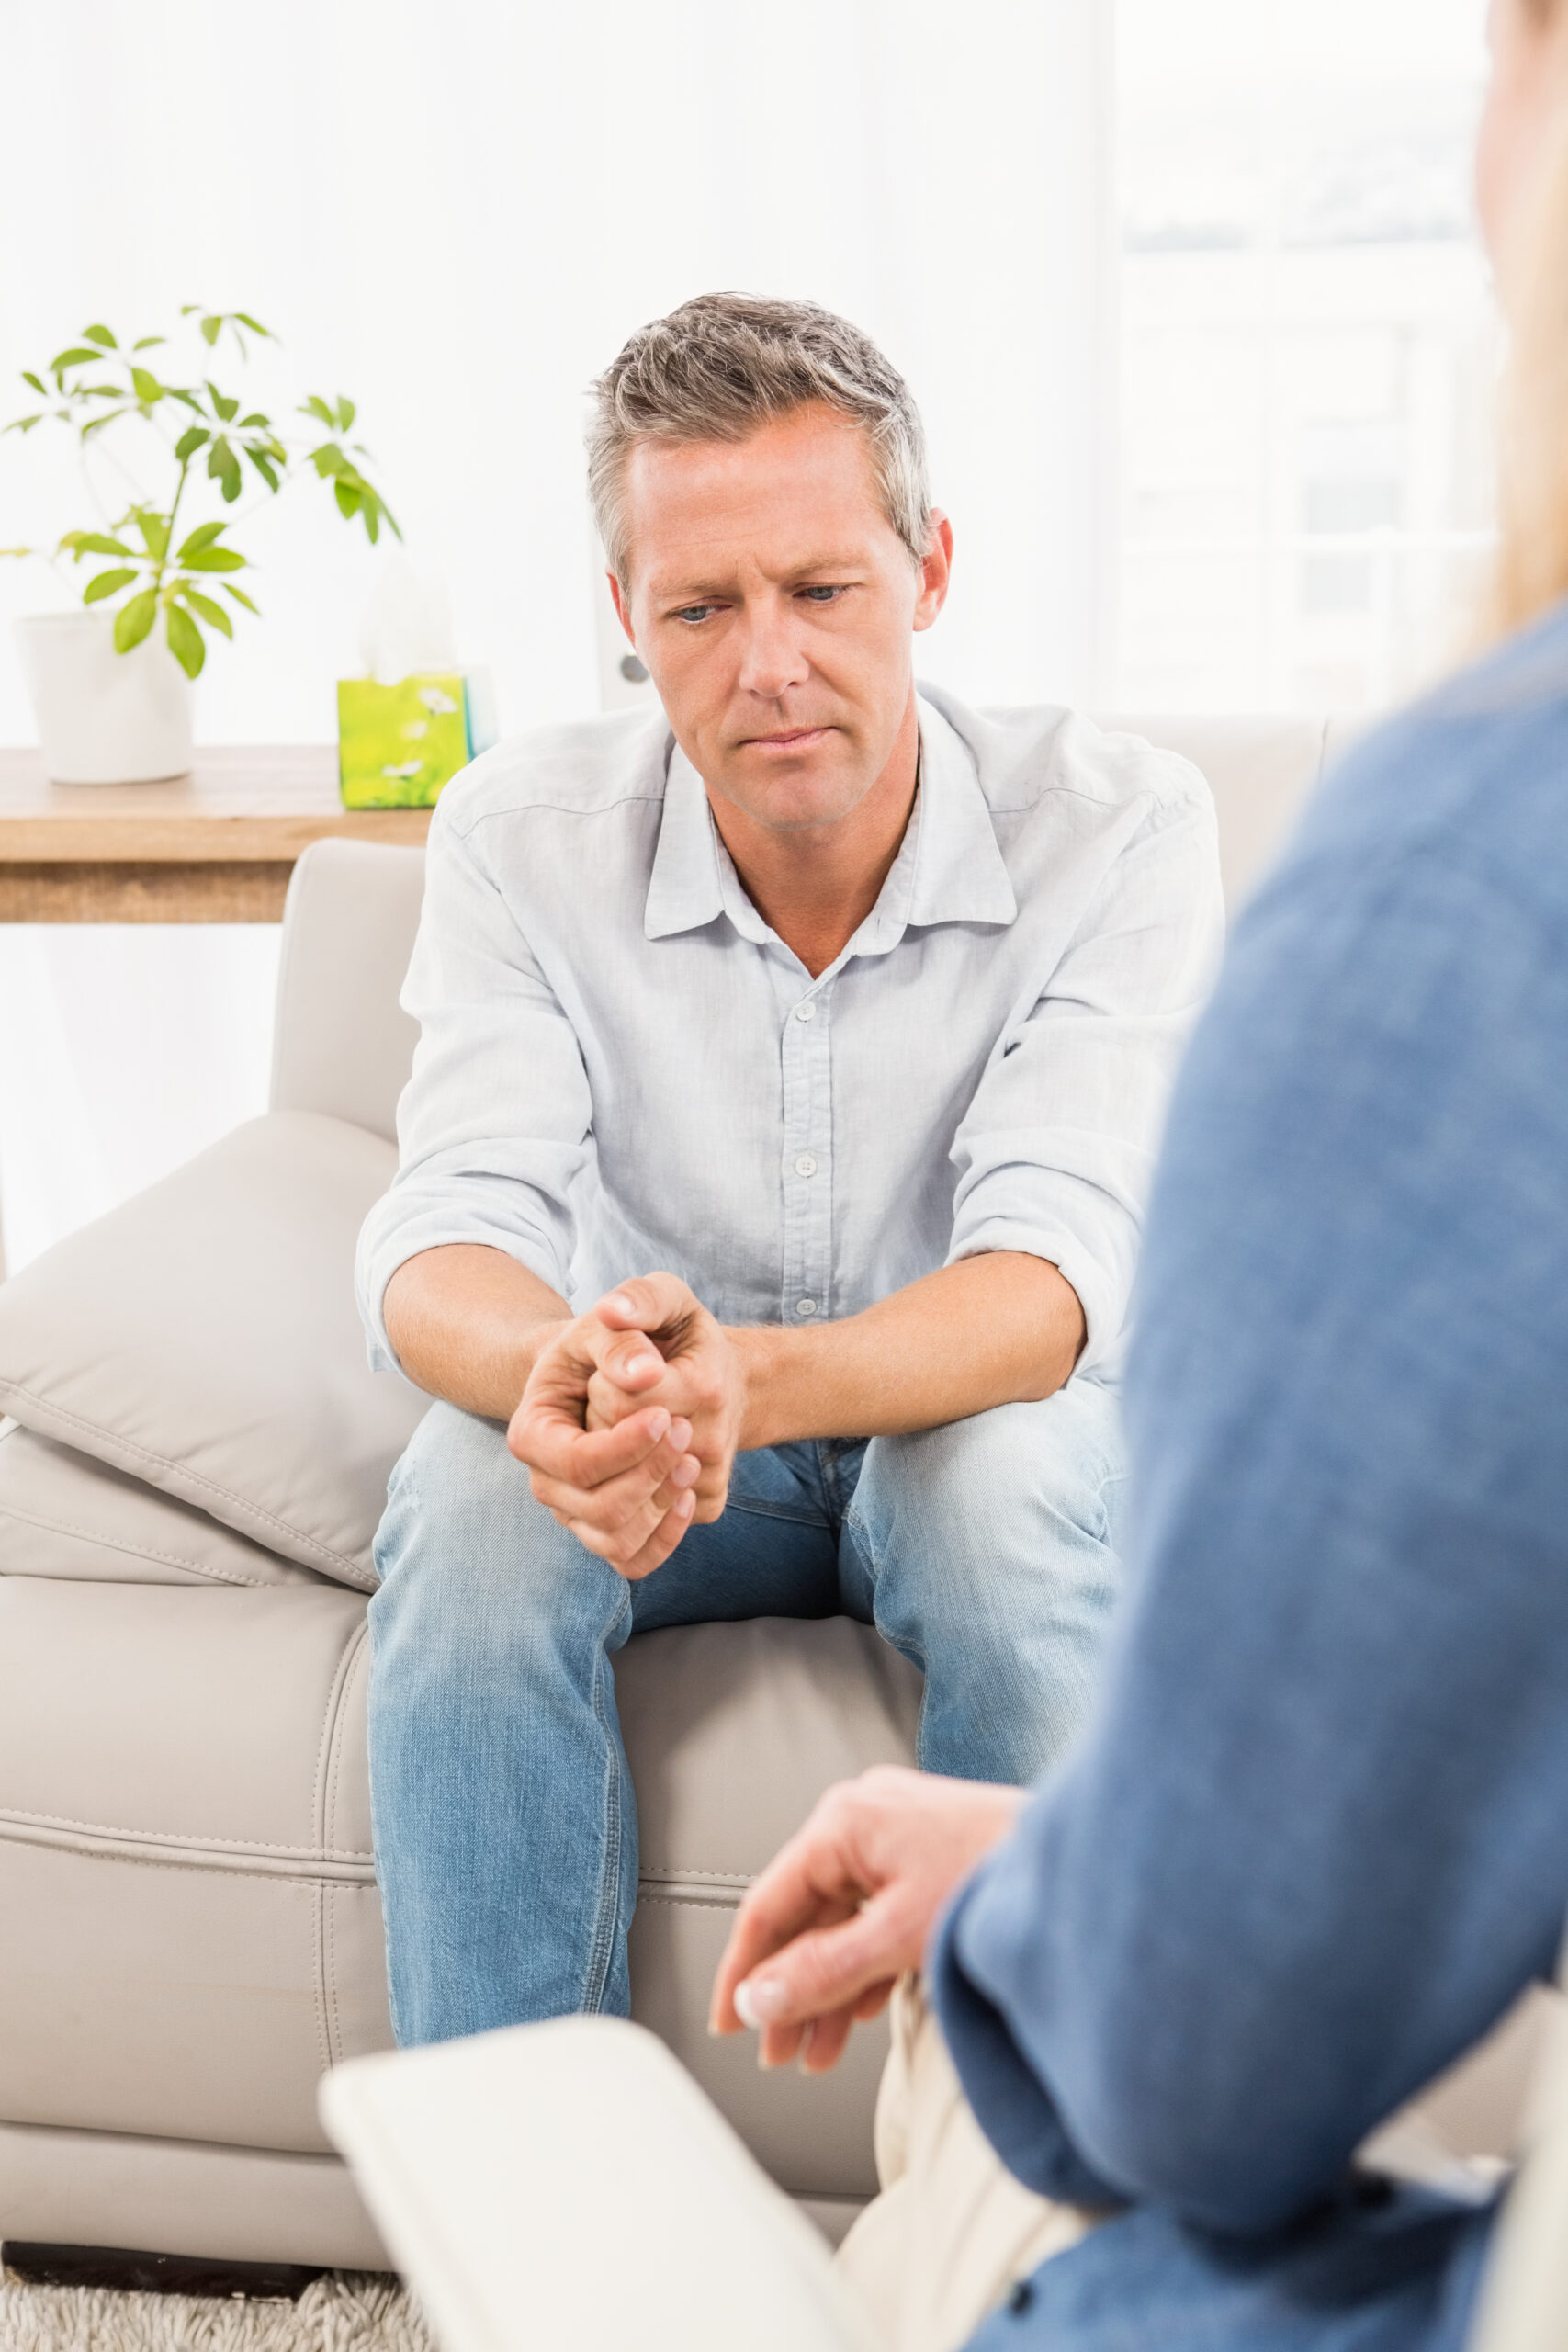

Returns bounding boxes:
[355,292,1223,2045]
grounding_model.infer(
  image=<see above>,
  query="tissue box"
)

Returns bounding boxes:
[337,671,497,808]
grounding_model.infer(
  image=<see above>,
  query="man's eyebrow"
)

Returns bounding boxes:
[651,555,872,602]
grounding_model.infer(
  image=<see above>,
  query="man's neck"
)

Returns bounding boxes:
[706,697,920,979]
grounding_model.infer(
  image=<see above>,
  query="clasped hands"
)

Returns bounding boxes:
[507,1272,748,1582]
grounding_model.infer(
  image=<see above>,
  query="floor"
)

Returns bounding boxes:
[0,2267,434,2352]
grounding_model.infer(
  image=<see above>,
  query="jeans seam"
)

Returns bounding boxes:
[579,1598,630,2015]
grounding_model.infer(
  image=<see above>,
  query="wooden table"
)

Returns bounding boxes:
[0,746,431,922]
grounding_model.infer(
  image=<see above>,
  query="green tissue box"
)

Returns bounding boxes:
[337,670,497,808]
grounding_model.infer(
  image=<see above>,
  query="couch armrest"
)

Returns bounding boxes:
[270,839,424,1145]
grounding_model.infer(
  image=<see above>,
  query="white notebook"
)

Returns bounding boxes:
[321,2016,877,2352]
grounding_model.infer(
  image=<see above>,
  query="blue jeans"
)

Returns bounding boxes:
[367,1380,1125,2046]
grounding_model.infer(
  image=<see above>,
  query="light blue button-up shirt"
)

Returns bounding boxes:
[356,684,1224,1381]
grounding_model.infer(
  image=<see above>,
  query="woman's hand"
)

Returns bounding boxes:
[710,1766,1026,2074]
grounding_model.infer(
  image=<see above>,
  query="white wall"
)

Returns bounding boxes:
[0,1,1112,1270]
[1,0,1115,739]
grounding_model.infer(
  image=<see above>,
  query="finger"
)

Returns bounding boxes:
[593,1273,696,1341]
[712,1889,858,2036]
[574,1487,696,1582]
[711,1803,869,2030]
[510,1400,671,1487]
[582,1324,669,1397]
[730,1889,920,2036]
[533,1442,700,1543]
[798,2001,863,2075]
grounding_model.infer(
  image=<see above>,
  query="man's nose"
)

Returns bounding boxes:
[735,598,811,699]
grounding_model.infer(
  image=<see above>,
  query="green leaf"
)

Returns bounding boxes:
[132,335,165,351]
[181,586,233,638]
[114,588,157,651]
[4,414,44,435]
[236,412,269,428]
[185,545,247,572]
[167,387,204,413]
[335,395,356,431]
[208,385,239,423]
[300,395,337,428]
[174,424,210,462]
[333,480,363,524]
[222,582,259,613]
[80,409,126,438]
[199,314,221,347]
[310,441,346,477]
[130,367,164,403]
[60,531,134,560]
[245,447,280,492]
[133,512,170,561]
[164,601,206,678]
[176,520,226,558]
[0,545,35,559]
[84,324,117,349]
[232,313,272,338]
[21,371,46,394]
[83,566,137,604]
[50,346,105,371]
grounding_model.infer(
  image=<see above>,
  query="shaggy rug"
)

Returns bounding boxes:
[0,2268,435,2352]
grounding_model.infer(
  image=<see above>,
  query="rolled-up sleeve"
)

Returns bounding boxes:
[355,800,594,1372]
[946,776,1224,1375]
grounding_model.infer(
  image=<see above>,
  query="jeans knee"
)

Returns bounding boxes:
[371,1400,626,1672]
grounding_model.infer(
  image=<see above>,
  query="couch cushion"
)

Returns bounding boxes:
[0,1113,429,1590]
[0,1577,388,2154]
[0,1420,321,1589]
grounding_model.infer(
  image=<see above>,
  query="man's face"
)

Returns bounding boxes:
[611,404,950,836]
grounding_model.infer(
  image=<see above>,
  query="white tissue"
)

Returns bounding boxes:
[359,552,458,685]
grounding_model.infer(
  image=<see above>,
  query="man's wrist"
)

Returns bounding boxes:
[728,1321,828,1452]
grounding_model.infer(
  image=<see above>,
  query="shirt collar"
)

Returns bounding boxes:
[642,694,1017,945]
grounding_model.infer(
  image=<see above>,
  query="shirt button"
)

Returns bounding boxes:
[794,1001,817,1023]
[795,1296,818,1317]
[795,1153,818,1178]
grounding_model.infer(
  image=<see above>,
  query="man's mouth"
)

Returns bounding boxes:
[741,727,831,752]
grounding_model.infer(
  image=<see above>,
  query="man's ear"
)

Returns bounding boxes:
[607,571,637,647]
[913,511,953,634]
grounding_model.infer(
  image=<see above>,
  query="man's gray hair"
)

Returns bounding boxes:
[588,291,931,582]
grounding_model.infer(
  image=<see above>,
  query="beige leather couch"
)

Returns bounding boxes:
[0,716,1356,2270]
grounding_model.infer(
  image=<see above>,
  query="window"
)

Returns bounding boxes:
[1115,0,1497,713]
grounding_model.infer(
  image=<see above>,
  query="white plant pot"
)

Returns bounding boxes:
[14,610,194,785]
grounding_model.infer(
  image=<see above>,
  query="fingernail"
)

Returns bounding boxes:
[671,1456,699,1488]
[734,1978,788,2029]
[629,1352,660,1379]
[671,1419,693,1451]
[675,1489,695,1519]
[648,1409,670,1442]
[605,1293,634,1317]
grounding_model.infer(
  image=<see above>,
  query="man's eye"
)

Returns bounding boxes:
[672,604,719,625]
[799,584,846,604]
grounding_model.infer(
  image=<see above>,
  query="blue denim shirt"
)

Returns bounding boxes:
[932,599,1568,2351]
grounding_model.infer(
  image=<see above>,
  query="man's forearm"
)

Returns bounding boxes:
[382,1244,570,1419]
[732,1252,1085,1451]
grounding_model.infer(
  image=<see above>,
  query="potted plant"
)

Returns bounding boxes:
[3,308,397,783]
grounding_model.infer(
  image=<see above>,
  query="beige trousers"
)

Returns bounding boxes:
[832,1979,1103,2352]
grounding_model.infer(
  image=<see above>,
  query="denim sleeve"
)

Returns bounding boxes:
[946,778,1224,1376]
[355,797,595,1370]
[933,828,1568,2235]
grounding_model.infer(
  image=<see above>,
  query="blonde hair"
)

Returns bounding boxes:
[587,293,930,585]
[1491,0,1568,631]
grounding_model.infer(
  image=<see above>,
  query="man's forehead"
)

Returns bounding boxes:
[622,411,893,586]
